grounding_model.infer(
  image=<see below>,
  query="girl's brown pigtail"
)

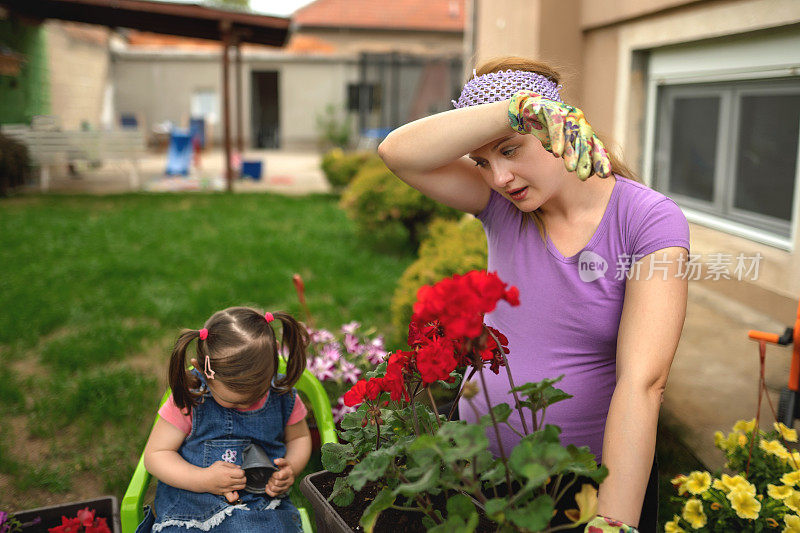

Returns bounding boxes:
[169,329,201,411]
[273,312,309,393]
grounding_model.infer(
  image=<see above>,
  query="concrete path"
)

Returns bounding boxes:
[664,281,798,471]
[24,149,330,195]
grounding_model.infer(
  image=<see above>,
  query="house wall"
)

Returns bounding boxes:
[45,21,109,130]
[112,50,359,150]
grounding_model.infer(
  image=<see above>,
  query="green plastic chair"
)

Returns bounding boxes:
[121,360,337,533]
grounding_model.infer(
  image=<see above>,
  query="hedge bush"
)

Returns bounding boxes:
[320,149,375,190]
[340,159,460,249]
[0,132,30,196]
[390,216,488,344]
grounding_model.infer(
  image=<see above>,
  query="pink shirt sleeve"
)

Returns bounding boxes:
[288,395,308,425]
[158,394,193,435]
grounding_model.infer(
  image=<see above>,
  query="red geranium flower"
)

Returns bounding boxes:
[413,271,519,341]
[380,353,410,402]
[85,517,111,533]
[76,508,95,527]
[48,516,81,533]
[415,335,458,385]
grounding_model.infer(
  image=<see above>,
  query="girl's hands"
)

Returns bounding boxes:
[265,457,295,497]
[508,90,613,181]
[203,460,246,502]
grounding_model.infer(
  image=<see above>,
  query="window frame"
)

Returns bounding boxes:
[646,75,800,250]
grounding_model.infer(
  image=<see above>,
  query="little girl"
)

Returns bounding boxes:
[136,306,312,533]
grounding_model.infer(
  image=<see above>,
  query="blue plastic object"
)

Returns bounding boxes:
[165,130,192,176]
[189,118,206,149]
[241,160,263,180]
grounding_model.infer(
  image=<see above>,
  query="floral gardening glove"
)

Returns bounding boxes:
[508,90,613,181]
[584,515,640,533]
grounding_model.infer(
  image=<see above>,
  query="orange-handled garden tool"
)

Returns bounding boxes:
[748,297,800,427]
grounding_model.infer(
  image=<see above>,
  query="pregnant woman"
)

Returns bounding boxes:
[377,57,691,532]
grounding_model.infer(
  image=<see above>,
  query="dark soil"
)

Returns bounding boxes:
[310,470,498,532]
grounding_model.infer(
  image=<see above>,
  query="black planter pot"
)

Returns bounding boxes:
[299,471,352,533]
[12,496,120,533]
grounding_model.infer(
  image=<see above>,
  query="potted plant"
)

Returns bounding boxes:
[301,270,608,532]
[2,497,119,533]
[666,419,800,532]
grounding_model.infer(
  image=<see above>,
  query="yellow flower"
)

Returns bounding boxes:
[714,431,726,450]
[786,491,800,513]
[723,431,745,450]
[783,471,800,487]
[784,514,800,533]
[685,471,712,495]
[761,439,789,457]
[682,498,707,529]
[727,489,761,519]
[713,474,756,495]
[768,484,794,500]
[671,474,689,495]
[734,418,758,433]
[664,515,686,533]
[563,483,597,524]
[775,422,799,442]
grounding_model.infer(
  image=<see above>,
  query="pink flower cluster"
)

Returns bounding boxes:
[306,322,388,421]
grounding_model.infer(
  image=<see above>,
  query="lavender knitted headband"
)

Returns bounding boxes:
[452,69,563,108]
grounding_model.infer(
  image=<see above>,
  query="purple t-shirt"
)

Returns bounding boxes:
[459,175,690,464]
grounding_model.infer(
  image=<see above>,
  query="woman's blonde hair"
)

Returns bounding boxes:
[474,57,640,239]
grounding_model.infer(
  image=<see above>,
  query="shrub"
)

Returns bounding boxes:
[390,217,487,344]
[316,104,352,149]
[0,132,30,196]
[320,149,376,190]
[340,159,460,249]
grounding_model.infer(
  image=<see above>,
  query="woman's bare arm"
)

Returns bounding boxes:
[597,246,688,526]
[377,100,513,215]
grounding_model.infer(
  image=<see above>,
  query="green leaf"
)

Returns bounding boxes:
[439,370,463,389]
[480,461,507,485]
[365,361,388,379]
[446,493,476,519]
[484,497,507,519]
[321,442,355,473]
[329,476,354,507]
[505,493,554,532]
[422,515,438,530]
[394,465,440,496]
[360,487,396,533]
[484,403,512,424]
[437,422,490,462]
[542,386,573,407]
[509,376,565,397]
[348,449,394,490]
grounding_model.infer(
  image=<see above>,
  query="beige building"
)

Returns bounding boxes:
[471,0,800,317]
[112,0,465,150]
[44,20,110,130]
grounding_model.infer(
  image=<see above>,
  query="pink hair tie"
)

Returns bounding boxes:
[199,328,208,340]
[204,354,215,380]
[264,312,274,323]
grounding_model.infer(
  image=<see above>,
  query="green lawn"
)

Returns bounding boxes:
[0,193,415,510]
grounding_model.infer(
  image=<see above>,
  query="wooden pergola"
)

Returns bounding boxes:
[0,0,291,192]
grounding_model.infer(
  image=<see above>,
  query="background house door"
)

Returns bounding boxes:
[251,70,279,149]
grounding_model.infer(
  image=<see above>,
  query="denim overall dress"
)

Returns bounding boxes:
[137,371,303,532]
